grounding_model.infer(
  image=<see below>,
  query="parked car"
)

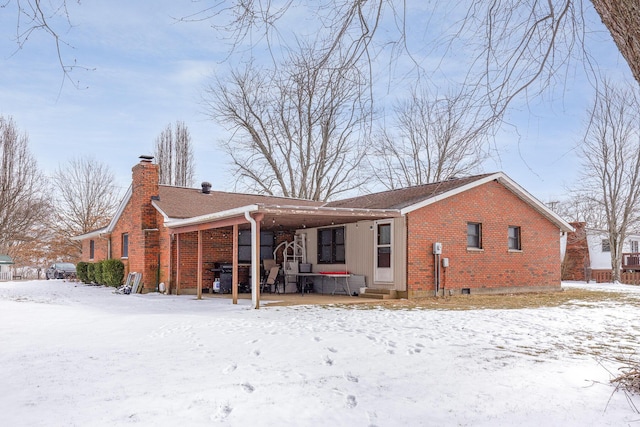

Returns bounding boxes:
[45,262,77,280]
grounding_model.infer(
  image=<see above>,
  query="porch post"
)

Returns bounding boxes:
[168,234,172,294]
[197,229,203,300]
[232,224,238,304]
[250,217,261,309]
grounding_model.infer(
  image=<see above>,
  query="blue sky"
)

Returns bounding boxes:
[0,1,634,203]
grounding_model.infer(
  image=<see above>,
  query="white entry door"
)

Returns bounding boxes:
[374,221,393,283]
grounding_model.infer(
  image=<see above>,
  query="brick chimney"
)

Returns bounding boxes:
[131,155,159,229]
[128,156,160,290]
[562,222,591,281]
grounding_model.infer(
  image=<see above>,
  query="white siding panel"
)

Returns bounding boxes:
[297,218,406,290]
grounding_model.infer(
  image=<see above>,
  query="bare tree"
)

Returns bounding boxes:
[206,43,370,201]
[154,121,196,187]
[9,1,640,91]
[0,116,50,256]
[197,1,587,119]
[553,193,608,230]
[51,157,120,261]
[576,80,640,282]
[368,86,493,190]
[591,0,640,85]
[9,222,52,275]
[4,0,90,88]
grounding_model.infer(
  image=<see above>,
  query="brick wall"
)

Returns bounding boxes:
[169,228,292,293]
[80,237,108,262]
[76,158,269,294]
[406,181,562,297]
[78,160,163,291]
[171,228,235,293]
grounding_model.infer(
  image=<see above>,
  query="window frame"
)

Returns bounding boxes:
[238,230,274,263]
[122,233,129,259]
[602,239,611,252]
[317,226,346,264]
[376,222,392,268]
[89,239,95,260]
[508,226,521,251]
[467,222,482,249]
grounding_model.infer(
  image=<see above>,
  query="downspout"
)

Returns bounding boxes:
[244,211,260,309]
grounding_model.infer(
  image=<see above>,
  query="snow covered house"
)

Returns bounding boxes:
[0,255,15,281]
[563,222,640,282]
[74,157,573,307]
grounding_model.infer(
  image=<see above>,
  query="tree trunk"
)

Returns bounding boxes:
[610,234,623,283]
[591,0,640,84]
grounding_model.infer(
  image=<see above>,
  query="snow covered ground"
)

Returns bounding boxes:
[1,280,639,426]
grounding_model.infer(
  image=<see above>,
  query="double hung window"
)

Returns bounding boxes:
[318,227,345,264]
[467,223,482,249]
[508,226,521,250]
[122,233,129,258]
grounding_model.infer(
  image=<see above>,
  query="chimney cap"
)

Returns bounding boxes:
[201,181,212,194]
[139,155,154,163]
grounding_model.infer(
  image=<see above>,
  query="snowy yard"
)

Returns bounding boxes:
[1,280,639,426]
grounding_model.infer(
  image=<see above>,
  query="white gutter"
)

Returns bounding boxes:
[165,204,260,229]
[70,227,108,241]
[244,211,260,309]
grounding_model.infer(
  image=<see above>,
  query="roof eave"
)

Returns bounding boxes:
[400,172,574,233]
[70,227,109,241]
[399,174,502,215]
[104,185,132,233]
[495,174,574,233]
[152,199,171,222]
[259,203,401,217]
[165,204,261,229]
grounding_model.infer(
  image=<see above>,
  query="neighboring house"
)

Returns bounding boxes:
[0,255,15,281]
[563,222,640,281]
[74,157,573,306]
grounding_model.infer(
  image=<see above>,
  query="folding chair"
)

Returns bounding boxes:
[261,265,281,294]
[262,259,277,280]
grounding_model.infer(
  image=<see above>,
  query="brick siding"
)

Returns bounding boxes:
[80,165,563,298]
[79,160,163,291]
[170,229,234,293]
[406,181,562,297]
[562,222,590,281]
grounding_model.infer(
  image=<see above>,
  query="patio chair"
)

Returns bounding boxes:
[261,265,281,294]
[262,259,277,279]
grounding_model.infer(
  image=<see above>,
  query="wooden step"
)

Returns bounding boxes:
[358,288,398,299]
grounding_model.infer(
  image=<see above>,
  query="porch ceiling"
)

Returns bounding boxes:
[166,204,401,233]
[258,206,400,231]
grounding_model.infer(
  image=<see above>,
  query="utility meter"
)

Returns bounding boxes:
[433,242,442,254]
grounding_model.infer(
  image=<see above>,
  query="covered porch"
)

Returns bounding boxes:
[166,203,400,308]
[199,291,380,307]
